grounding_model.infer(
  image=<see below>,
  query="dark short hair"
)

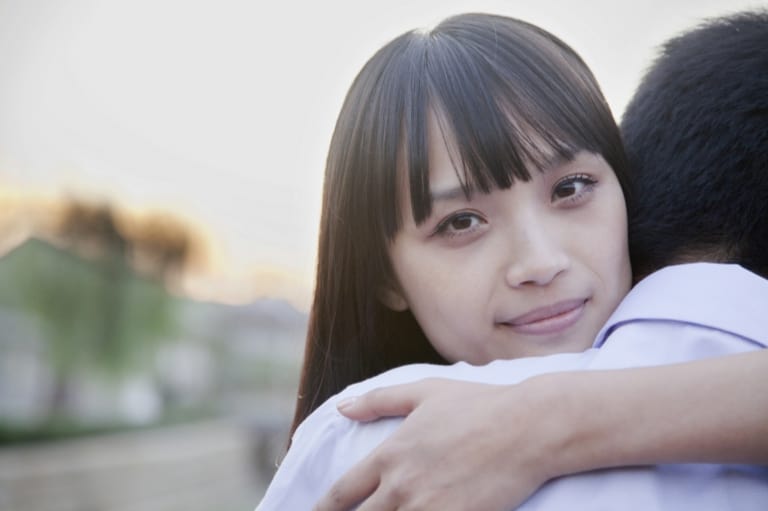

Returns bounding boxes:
[293,13,629,432]
[622,10,768,279]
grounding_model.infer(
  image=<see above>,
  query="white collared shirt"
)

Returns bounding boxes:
[256,263,768,510]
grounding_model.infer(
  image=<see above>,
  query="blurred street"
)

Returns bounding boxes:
[0,415,289,511]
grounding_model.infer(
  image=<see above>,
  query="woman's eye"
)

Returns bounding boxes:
[434,212,484,237]
[551,174,597,203]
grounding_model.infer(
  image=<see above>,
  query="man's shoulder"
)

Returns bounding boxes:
[595,263,768,348]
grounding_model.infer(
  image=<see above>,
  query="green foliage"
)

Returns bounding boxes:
[0,238,178,384]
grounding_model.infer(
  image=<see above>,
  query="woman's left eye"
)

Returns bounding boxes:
[551,174,597,204]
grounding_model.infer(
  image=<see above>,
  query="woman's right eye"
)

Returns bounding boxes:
[433,212,485,238]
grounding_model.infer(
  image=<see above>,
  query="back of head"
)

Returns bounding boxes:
[622,10,768,279]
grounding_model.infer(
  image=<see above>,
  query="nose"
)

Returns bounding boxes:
[504,219,571,288]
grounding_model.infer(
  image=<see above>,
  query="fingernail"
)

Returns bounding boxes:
[337,396,357,410]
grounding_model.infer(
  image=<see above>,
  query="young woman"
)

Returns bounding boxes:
[258,12,768,511]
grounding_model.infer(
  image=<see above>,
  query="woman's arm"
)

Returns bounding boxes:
[542,350,768,473]
[314,350,768,511]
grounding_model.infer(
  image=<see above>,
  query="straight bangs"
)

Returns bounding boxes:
[335,13,628,244]
[394,14,628,228]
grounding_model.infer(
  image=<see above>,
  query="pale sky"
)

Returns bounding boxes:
[0,0,764,309]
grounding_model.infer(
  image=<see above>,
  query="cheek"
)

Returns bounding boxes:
[598,197,632,294]
[405,293,463,361]
[567,183,631,294]
[390,241,467,301]
[392,257,485,362]
[415,305,482,363]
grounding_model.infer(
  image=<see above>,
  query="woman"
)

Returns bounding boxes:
[259,12,768,511]
[294,11,632,432]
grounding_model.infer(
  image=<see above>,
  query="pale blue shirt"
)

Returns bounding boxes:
[256,263,768,510]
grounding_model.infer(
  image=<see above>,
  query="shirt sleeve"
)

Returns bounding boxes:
[254,406,342,510]
[254,356,598,509]
[254,398,401,510]
[589,320,763,371]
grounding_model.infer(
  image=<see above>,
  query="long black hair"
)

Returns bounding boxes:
[292,13,630,433]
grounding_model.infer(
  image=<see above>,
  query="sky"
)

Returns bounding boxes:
[0,0,764,309]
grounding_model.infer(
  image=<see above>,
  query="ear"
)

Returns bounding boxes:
[377,284,409,312]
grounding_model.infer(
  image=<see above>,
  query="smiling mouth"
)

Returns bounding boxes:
[499,299,588,336]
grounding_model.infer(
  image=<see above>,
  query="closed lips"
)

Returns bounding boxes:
[505,298,587,326]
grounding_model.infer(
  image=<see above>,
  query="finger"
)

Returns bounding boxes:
[314,460,381,511]
[354,485,400,511]
[336,381,430,421]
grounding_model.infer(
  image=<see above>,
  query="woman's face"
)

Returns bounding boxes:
[385,117,632,364]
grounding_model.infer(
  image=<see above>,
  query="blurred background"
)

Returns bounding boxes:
[0,0,763,510]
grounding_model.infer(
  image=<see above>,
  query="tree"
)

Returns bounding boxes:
[0,200,199,423]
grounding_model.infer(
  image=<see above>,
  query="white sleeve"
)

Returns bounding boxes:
[254,405,343,510]
[590,321,763,371]
[254,399,401,510]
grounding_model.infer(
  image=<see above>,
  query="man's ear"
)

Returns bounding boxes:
[377,284,408,312]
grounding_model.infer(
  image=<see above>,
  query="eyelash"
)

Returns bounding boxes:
[431,174,597,238]
[551,174,598,205]
[432,211,486,239]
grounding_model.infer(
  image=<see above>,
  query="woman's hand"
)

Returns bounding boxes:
[313,378,563,511]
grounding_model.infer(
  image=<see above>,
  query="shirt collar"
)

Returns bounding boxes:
[594,263,768,348]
